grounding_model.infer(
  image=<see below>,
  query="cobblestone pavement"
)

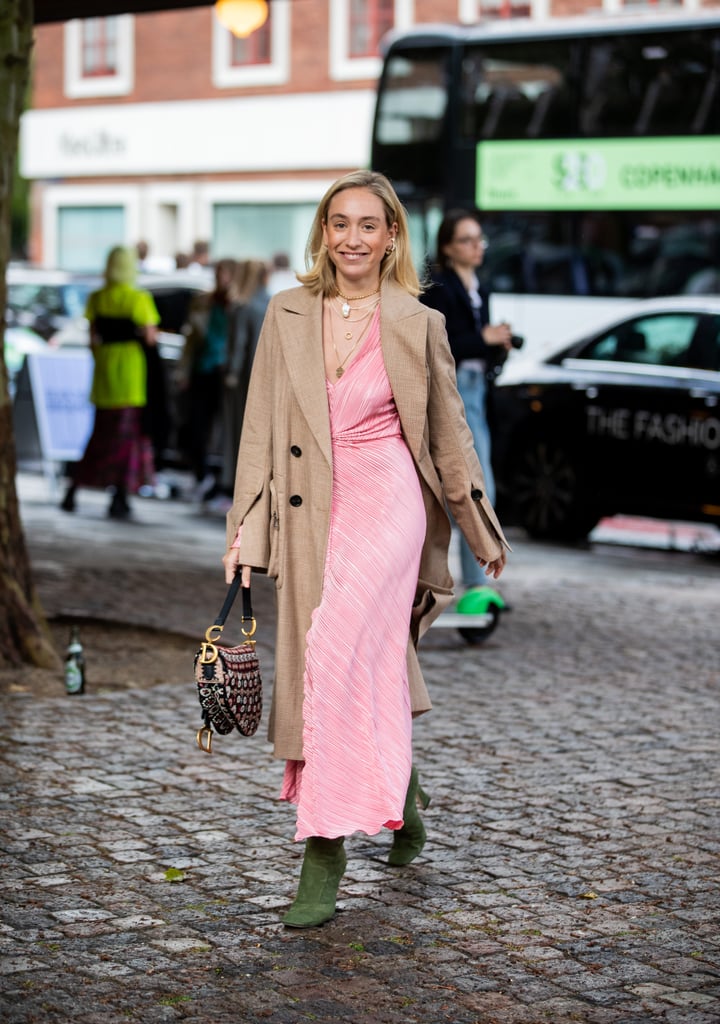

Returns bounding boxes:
[1,475,719,1024]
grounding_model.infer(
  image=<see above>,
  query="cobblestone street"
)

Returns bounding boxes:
[1,475,718,1023]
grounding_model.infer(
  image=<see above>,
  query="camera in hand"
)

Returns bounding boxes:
[486,334,524,381]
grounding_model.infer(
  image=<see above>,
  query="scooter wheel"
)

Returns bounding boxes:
[458,606,500,645]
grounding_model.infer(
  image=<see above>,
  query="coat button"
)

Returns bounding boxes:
[471,488,483,501]
[289,495,302,507]
[290,445,302,457]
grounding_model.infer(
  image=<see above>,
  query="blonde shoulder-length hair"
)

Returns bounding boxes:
[297,170,421,298]
[104,246,137,287]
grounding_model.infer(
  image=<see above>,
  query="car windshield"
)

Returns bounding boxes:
[62,283,93,318]
[8,281,94,319]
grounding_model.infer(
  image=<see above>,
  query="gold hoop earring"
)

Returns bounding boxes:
[385,238,396,256]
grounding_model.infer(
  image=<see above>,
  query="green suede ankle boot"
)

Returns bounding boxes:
[388,766,430,866]
[282,836,347,928]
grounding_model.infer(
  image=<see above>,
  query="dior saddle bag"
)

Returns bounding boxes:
[194,573,262,753]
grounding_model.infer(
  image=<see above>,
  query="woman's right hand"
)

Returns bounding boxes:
[223,548,252,587]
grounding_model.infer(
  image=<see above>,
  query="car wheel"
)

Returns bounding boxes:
[512,439,600,541]
[458,605,500,645]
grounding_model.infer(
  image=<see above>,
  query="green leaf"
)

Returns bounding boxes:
[164,868,187,883]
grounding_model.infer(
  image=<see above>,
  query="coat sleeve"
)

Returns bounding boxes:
[424,310,510,562]
[225,298,277,568]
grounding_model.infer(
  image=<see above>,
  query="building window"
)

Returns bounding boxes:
[80,18,119,77]
[349,0,394,59]
[230,11,272,66]
[213,0,290,87]
[330,0,413,81]
[477,1,532,16]
[58,206,126,273]
[603,0,684,9]
[459,0,540,18]
[64,16,134,98]
[212,202,317,270]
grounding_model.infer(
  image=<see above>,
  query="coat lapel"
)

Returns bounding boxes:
[380,282,428,465]
[275,288,332,467]
[273,283,432,471]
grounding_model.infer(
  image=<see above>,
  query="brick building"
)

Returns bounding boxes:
[20,0,715,272]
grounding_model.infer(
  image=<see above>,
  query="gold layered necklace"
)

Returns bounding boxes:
[331,295,380,333]
[326,298,379,378]
[336,288,380,319]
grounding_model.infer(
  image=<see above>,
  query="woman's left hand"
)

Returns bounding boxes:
[482,322,513,348]
[223,547,251,586]
[223,547,239,584]
[479,551,506,579]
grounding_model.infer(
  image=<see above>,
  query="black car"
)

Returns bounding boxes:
[492,299,720,540]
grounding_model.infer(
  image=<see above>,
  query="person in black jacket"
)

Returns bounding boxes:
[421,209,512,588]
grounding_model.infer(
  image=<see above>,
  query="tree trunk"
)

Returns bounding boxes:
[0,0,59,669]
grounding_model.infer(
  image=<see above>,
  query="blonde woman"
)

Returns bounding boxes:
[223,171,508,928]
[60,246,159,519]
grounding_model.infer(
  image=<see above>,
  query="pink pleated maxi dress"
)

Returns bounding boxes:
[280,308,426,841]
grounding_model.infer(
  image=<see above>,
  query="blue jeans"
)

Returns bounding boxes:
[456,365,496,587]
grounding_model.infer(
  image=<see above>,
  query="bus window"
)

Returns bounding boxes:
[635,34,718,135]
[373,48,453,198]
[460,41,577,140]
[581,31,717,136]
[375,52,449,145]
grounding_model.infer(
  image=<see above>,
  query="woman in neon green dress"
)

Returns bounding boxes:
[60,247,160,519]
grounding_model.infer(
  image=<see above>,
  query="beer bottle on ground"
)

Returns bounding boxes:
[64,626,86,695]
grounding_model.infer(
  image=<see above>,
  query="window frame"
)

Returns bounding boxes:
[42,184,141,269]
[458,0,549,21]
[330,0,414,82]
[64,16,134,99]
[212,0,290,88]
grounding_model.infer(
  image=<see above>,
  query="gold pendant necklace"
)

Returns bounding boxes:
[333,339,361,378]
[330,306,378,378]
[330,297,379,340]
[334,296,380,321]
[336,288,380,319]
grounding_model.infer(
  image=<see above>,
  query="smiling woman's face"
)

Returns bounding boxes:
[322,187,397,295]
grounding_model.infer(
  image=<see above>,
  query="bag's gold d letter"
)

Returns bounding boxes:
[199,641,218,664]
[196,726,213,753]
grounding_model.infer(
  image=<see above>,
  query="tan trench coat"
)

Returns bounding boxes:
[226,281,509,760]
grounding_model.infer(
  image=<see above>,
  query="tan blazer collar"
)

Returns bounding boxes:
[273,281,431,469]
[274,287,332,466]
[380,281,429,464]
